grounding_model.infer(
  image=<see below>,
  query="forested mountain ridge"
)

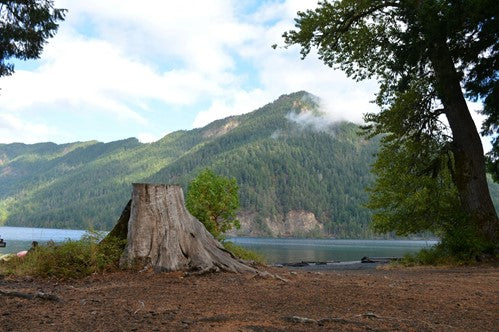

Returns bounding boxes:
[1,91,497,237]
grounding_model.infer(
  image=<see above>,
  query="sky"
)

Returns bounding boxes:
[0,0,490,149]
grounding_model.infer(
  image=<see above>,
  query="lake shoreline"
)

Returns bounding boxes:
[276,260,387,271]
[1,226,437,264]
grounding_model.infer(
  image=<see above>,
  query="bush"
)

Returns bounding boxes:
[398,248,454,266]
[0,231,126,279]
[398,237,496,267]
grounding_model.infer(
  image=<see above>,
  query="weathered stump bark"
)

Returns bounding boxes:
[119,183,254,273]
[100,199,131,250]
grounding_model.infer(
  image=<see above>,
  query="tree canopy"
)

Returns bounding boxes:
[283,0,498,254]
[0,0,66,77]
[186,169,240,239]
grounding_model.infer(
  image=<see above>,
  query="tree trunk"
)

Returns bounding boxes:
[119,183,255,273]
[429,39,498,245]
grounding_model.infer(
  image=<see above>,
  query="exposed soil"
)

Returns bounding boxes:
[0,265,497,331]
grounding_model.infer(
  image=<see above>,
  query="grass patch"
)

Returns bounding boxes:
[223,241,267,265]
[0,232,126,279]
[396,245,497,267]
[0,232,267,278]
[397,249,462,267]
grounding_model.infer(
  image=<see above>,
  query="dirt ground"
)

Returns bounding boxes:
[0,264,497,331]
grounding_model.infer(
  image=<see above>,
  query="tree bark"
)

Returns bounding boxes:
[119,183,255,273]
[429,39,498,245]
[100,199,131,250]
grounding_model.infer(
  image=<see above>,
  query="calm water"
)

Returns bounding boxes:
[0,226,437,263]
[0,226,87,254]
[229,237,438,263]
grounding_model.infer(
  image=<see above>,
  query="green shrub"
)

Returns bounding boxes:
[398,248,452,266]
[0,231,126,279]
[186,169,240,240]
[398,243,490,267]
[223,241,266,265]
[95,236,127,271]
[84,230,126,272]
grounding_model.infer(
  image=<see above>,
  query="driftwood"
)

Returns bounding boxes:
[0,289,60,302]
[361,256,401,263]
[119,184,255,273]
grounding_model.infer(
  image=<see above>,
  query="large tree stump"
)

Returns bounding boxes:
[99,199,131,250]
[119,183,254,273]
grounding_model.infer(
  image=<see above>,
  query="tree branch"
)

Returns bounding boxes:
[337,2,399,34]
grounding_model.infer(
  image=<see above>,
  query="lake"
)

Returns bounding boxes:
[0,226,88,254]
[228,237,437,263]
[0,226,437,263]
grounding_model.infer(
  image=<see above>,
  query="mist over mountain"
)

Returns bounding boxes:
[1,91,497,238]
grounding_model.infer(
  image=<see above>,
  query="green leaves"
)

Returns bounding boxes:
[186,169,240,239]
[283,0,497,146]
[283,0,402,81]
[0,0,66,77]
[366,137,463,237]
[284,0,499,253]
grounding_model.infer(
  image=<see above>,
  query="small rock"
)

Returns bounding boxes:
[284,316,317,324]
[362,312,380,319]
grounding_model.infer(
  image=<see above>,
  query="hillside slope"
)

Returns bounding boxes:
[1,91,496,237]
[147,92,378,237]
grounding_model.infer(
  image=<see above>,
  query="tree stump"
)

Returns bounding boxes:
[119,183,254,273]
[99,199,131,251]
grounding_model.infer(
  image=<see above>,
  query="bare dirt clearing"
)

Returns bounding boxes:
[0,265,497,331]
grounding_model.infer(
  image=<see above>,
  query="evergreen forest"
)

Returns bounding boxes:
[0,91,497,238]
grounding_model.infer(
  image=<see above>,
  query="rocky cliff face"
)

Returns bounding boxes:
[232,210,325,237]
[202,119,239,138]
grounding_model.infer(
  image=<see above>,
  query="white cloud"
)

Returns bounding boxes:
[0,113,58,144]
[239,2,378,124]
[57,0,257,77]
[0,0,378,144]
[192,0,377,129]
[1,35,149,124]
[193,89,268,128]
[137,132,159,144]
[0,0,490,160]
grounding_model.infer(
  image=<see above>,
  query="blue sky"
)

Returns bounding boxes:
[0,0,489,148]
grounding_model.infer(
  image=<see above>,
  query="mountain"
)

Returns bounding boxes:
[1,91,497,238]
